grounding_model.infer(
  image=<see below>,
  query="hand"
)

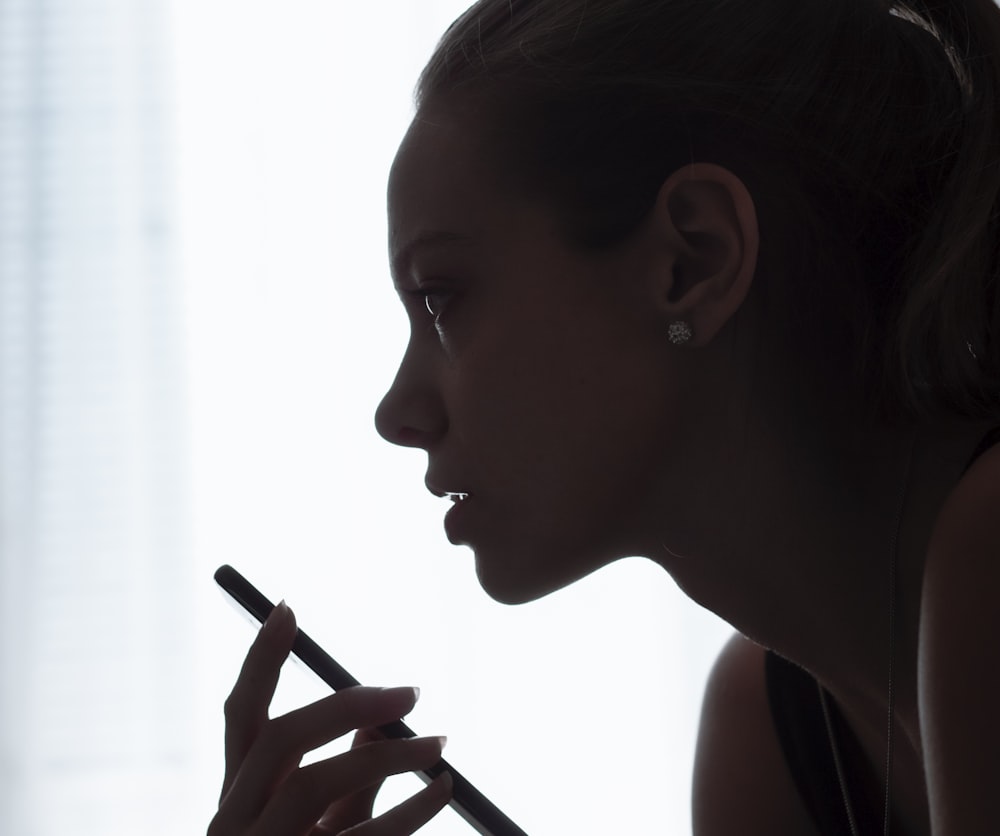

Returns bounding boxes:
[208,602,452,835]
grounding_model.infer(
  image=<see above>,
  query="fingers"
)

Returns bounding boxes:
[236,687,422,804]
[317,729,387,829]
[222,601,298,800]
[215,606,452,836]
[247,735,448,836]
[215,686,424,833]
[340,772,454,836]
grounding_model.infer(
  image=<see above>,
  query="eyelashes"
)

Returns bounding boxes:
[406,286,453,321]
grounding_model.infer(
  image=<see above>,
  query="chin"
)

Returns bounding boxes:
[472,545,607,606]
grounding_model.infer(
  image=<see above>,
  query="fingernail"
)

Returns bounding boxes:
[437,771,454,794]
[410,735,447,753]
[261,600,290,636]
[380,685,420,703]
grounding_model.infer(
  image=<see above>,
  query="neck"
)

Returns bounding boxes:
[650,412,994,836]
[653,401,994,706]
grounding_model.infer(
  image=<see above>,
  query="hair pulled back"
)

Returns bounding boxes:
[416,0,1000,423]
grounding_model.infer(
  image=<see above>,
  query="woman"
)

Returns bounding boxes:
[208,1,1000,834]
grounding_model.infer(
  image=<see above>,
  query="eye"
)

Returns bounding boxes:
[413,287,453,320]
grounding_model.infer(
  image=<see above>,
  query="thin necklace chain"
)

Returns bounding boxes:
[818,430,917,836]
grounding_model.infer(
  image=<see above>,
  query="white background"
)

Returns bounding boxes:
[1,1,733,833]
[174,1,733,833]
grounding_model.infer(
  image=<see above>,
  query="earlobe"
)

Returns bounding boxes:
[652,163,759,345]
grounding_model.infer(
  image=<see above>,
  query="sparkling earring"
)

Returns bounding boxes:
[668,320,694,345]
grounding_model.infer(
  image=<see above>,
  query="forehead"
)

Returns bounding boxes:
[387,107,512,260]
[390,113,470,207]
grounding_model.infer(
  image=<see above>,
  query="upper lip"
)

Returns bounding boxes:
[426,480,472,500]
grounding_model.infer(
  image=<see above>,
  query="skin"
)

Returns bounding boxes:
[374,103,1000,835]
[210,601,453,836]
[376,103,762,605]
[211,99,999,835]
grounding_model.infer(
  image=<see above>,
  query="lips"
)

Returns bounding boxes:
[442,493,474,544]
[425,480,472,502]
[426,482,475,542]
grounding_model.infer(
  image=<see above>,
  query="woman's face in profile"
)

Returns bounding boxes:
[376,105,689,604]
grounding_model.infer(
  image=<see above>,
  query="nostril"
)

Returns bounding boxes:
[396,426,432,447]
[374,376,446,449]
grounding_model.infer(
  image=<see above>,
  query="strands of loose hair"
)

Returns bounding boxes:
[417,0,1000,422]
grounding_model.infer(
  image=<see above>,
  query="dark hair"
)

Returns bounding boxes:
[416,0,1000,423]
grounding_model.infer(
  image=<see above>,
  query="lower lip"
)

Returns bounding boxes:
[443,497,474,543]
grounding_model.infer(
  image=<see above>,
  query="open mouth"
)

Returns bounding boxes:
[444,492,470,502]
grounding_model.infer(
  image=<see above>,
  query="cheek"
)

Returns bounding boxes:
[461,333,673,535]
[508,341,665,451]
[452,349,679,604]
[461,346,598,463]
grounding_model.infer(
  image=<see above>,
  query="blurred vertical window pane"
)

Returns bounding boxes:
[0,1,191,833]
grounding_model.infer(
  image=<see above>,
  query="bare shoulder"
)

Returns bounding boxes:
[692,632,820,836]
[919,439,1000,834]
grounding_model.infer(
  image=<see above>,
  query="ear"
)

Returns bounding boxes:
[646,163,759,345]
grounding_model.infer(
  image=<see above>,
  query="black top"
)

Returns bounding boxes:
[765,425,1000,836]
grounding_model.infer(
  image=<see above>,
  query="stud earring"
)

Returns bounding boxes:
[668,320,694,345]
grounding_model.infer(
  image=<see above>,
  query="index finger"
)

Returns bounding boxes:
[221,601,297,800]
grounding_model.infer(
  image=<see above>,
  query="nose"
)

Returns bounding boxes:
[374,343,447,449]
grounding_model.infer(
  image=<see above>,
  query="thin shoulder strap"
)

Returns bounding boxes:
[764,651,857,836]
[962,424,1000,474]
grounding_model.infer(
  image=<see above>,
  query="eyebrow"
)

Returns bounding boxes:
[390,231,472,282]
